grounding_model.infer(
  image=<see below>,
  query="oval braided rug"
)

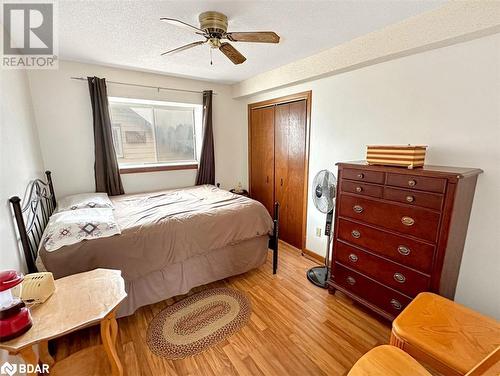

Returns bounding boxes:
[146,287,252,359]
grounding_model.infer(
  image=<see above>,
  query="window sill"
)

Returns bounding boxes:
[119,163,198,174]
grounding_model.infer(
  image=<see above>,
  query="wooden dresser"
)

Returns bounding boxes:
[328,161,482,321]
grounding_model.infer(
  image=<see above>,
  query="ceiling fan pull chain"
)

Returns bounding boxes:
[210,47,213,65]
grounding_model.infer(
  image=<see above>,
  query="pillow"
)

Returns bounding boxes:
[55,192,114,213]
[40,208,121,252]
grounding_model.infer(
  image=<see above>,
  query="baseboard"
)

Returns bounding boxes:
[302,248,325,264]
[279,241,325,265]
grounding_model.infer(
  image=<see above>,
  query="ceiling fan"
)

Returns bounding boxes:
[160,11,280,65]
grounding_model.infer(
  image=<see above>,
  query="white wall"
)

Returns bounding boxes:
[241,34,500,319]
[28,61,246,197]
[0,68,45,272]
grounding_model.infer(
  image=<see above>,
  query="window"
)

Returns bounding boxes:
[108,97,202,172]
[111,124,123,158]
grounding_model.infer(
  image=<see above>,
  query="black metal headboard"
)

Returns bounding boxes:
[9,171,56,273]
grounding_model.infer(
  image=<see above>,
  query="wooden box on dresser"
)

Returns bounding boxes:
[327,161,482,321]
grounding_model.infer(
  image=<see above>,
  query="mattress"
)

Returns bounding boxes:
[39,185,273,316]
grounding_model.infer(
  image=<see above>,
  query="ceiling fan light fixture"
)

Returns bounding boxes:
[208,37,222,49]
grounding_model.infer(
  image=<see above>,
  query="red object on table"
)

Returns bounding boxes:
[0,270,33,342]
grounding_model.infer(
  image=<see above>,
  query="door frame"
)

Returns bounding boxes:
[248,90,312,252]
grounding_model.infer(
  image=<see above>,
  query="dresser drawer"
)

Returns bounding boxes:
[383,187,443,211]
[342,168,385,184]
[333,263,412,318]
[386,173,446,193]
[335,242,430,297]
[339,194,441,242]
[336,218,435,273]
[341,180,383,198]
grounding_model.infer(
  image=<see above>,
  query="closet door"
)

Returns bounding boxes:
[249,106,275,215]
[274,100,307,249]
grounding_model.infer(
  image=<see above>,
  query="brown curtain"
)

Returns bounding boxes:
[87,76,124,196]
[196,90,215,185]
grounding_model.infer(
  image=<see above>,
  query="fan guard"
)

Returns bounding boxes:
[312,169,336,214]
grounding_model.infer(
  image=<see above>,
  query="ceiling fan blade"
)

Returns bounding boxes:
[219,43,246,65]
[160,17,205,33]
[226,32,280,43]
[161,40,206,56]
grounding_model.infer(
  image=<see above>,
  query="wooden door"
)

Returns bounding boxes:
[274,100,307,249]
[249,106,275,215]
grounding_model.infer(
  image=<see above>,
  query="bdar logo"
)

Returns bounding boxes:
[0,362,16,376]
[0,362,50,375]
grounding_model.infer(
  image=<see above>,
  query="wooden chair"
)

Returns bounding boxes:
[348,345,500,376]
[390,292,500,376]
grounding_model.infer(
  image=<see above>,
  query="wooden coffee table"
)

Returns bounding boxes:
[0,269,127,376]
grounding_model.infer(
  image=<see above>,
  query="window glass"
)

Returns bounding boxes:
[108,98,201,167]
[155,107,196,162]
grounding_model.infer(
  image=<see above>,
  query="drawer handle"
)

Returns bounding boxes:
[393,273,406,283]
[408,179,416,187]
[355,186,363,193]
[401,216,415,226]
[357,173,364,179]
[353,205,364,214]
[390,299,403,310]
[348,254,358,263]
[351,230,361,239]
[406,195,415,203]
[397,246,411,256]
[346,276,356,285]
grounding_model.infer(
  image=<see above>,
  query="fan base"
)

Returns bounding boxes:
[306,266,330,289]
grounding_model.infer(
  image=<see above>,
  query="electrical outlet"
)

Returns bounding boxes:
[316,227,322,237]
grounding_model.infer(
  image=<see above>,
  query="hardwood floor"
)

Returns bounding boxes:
[52,243,390,375]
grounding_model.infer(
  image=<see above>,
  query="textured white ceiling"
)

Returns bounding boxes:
[58,0,446,83]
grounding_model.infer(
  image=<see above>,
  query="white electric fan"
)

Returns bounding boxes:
[306,169,337,288]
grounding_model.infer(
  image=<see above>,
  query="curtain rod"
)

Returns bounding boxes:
[70,76,217,95]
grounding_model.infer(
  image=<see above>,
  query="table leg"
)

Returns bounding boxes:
[101,311,123,376]
[18,347,38,376]
[39,340,55,367]
[110,314,118,345]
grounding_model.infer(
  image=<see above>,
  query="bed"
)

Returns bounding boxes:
[10,171,279,317]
